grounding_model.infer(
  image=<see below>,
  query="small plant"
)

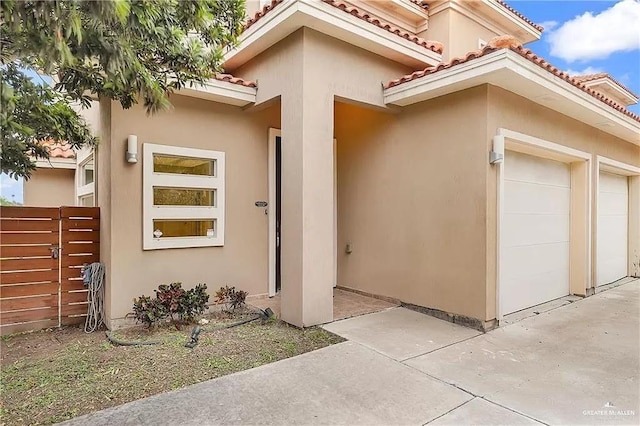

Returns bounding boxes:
[131,295,167,327]
[214,285,248,312]
[131,282,209,327]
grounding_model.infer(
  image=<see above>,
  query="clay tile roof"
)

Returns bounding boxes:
[384,35,640,123]
[244,0,443,55]
[496,0,543,32]
[572,73,638,99]
[214,73,257,88]
[39,139,75,159]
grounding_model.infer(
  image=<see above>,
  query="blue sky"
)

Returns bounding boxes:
[512,0,640,114]
[2,1,639,203]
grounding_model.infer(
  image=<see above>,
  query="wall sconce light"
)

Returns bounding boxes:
[126,135,138,163]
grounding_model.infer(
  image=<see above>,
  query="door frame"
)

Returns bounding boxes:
[267,128,338,296]
[493,128,592,321]
[595,156,640,285]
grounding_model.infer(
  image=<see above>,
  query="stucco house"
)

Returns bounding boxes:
[51,0,640,330]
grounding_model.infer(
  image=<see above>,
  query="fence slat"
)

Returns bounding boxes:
[1,257,57,272]
[0,245,53,258]
[0,283,59,298]
[62,254,100,267]
[0,270,58,285]
[62,242,100,255]
[60,207,100,219]
[61,231,99,243]
[0,294,59,312]
[0,219,59,232]
[0,232,59,245]
[62,291,88,304]
[0,207,59,219]
[0,307,59,324]
[62,219,100,230]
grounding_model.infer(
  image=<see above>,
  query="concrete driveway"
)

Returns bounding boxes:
[64,280,639,425]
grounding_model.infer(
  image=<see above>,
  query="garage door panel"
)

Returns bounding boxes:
[502,214,570,248]
[598,191,627,215]
[597,258,628,285]
[504,181,571,215]
[502,151,571,316]
[599,172,628,193]
[597,171,628,286]
[501,267,570,315]
[505,151,571,187]
[502,242,569,280]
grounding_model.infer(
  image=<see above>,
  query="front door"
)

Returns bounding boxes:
[275,136,282,292]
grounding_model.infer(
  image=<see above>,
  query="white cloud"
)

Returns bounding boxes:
[564,66,605,76]
[538,20,558,32]
[547,0,640,62]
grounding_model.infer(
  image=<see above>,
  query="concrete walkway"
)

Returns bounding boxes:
[64,280,639,426]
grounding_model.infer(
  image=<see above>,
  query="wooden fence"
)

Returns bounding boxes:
[0,206,100,335]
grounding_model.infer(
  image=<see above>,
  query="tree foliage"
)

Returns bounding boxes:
[1,0,245,179]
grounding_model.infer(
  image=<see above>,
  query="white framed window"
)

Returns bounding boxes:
[143,143,225,250]
[76,152,95,206]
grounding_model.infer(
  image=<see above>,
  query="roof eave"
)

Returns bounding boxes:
[384,50,640,145]
[223,0,442,72]
[178,79,257,107]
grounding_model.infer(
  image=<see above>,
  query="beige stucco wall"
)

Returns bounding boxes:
[98,95,280,325]
[336,86,490,322]
[423,9,501,60]
[23,168,75,207]
[232,28,414,326]
[485,85,640,321]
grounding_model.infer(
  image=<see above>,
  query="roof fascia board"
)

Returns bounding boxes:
[384,50,640,145]
[384,49,509,102]
[224,0,442,70]
[483,0,540,39]
[34,158,77,169]
[179,79,257,107]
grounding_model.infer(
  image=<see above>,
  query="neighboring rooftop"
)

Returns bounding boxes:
[40,140,75,159]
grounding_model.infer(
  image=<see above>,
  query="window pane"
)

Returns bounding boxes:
[80,195,94,207]
[153,220,215,238]
[82,158,94,185]
[153,154,215,176]
[153,188,215,206]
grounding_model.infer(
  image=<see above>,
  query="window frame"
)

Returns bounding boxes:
[143,143,225,250]
[76,151,95,206]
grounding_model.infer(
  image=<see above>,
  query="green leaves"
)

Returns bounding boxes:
[0,63,97,179]
[1,0,245,178]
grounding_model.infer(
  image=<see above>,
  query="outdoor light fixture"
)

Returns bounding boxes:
[126,135,138,163]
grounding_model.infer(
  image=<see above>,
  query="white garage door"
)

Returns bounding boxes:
[502,151,571,315]
[597,171,628,286]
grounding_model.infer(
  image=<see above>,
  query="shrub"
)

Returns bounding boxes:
[214,285,248,312]
[131,295,167,327]
[131,282,209,327]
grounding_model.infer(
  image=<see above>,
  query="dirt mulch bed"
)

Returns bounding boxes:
[0,315,344,425]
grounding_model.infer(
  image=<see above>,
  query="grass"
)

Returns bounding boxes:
[0,316,344,425]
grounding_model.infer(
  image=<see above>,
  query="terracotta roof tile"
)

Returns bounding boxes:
[244,0,443,55]
[496,0,543,32]
[214,73,257,88]
[39,139,75,159]
[384,35,640,123]
[572,72,638,100]
[324,0,442,53]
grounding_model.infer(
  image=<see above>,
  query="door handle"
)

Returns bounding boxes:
[50,246,61,259]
